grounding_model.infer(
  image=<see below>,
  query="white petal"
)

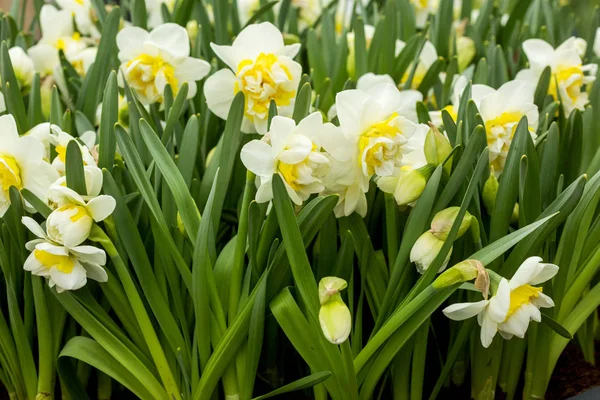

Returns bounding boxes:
[116,27,149,61]
[269,116,298,155]
[86,196,116,222]
[488,278,510,322]
[204,69,237,120]
[22,217,47,239]
[480,312,498,348]
[240,140,276,176]
[149,23,190,60]
[510,256,543,288]
[529,263,559,285]
[443,300,489,321]
[49,261,87,291]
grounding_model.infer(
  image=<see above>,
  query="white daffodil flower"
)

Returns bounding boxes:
[8,46,35,88]
[22,217,108,292]
[410,231,451,273]
[290,0,323,30]
[47,166,105,207]
[325,83,429,217]
[28,5,88,77]
[410,0,437,28]
[238,0,261,26]
[117,23,210,104]
[56,0,100,39]
[443,256,558,348]
[397,40,438,90]
[204,22,302,134]
[0,115,59,217]
[240,112,337,205]
[146,0,176,28]
[516,37,598,114]
[452,80,538,176]
[428,74,470,126]
[45,187,116,248]
[329,73,423,123]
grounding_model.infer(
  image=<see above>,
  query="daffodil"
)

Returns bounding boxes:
[22,217,108,292]
[0,115,59,217]
[450,80,538,176]
[237,0,261,26]
[517,37,598,114]
[240,112,337,204]
[325,82,429,217]
[289,0,323,30]
[56,0,100,39]
[46,166,105,207]
[443,256,558,348]
[204,22,302,134]
[45,186,116,248]
[28,5,88,77]
[397,40,438,90]
[117,23,210,104]
[146,0,176,28]
[410,0,437,28]
[8,46,35,89]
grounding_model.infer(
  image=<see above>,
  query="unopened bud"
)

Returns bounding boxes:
[482,168,498,214]
[457,36,476,72]
[430,207,473,241]
[410,231,452,274]
[425,123,453,173]
[432,259,487,290]
[318,277,351,344]
[392,164,434,206]
[186,20,199,43]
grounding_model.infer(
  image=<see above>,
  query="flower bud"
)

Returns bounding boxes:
[8,46,34,89]
[410,231,452,274]
[318,277,351,344]
[392,165,434,206]
[424,124,453,173]
[482,168,498,214]
[457,36,476,72]
[432,259,487,290]
[430,207,473,241]
[186,20,199,43]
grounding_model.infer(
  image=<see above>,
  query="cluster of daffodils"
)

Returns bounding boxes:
[443,257,558,348]
[0,113,114,293]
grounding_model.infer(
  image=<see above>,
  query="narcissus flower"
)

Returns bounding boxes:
[318,277,351,344]
[28,5,88,77]
[0,115,59,217]
[455,80,538,176]
[145,0,176,28]
[56,0,100,38]
[117,23,210,104]
[443,257,558,348]
[410,0,437,28]
[237,0,261,25]
[397,40,438,90]
[326,83,429,217]
[240,112,338,204]
[204,22,302,134]
[8,47,35,88]
[517,37,598,114]
[22,217,108,292]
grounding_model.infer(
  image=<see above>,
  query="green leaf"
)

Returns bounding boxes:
[353,17,368,79]
[130,0,148,28]
[252,371,332,400]
[244,1,279,28]
[292,82,312,124]
[534,66,552,109]
[0,41,27,132]
[65,140,87,195]
[541,314,572,340]
[20,189,52,219]
[98,71,118,171]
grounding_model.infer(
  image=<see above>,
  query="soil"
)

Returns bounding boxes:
[546,343,600,400]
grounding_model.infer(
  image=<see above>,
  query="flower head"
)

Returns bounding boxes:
[117,23,210,104]
[8,47,35,89]
[318,277,351,344]
[22,217,108,292]
[443,256,558,348]
[56,0,100,38]
[517,37,597,114]
[204,22,302,134]
[397,40,438,90]
[0,115,59,217]
[240,112,338,204]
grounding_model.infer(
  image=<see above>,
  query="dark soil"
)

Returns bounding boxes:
[546,343,600,400]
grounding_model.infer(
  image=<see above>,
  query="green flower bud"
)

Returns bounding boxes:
[186,20,199,43]
[432,259,487,291]
[424,123,453,173]
[410,231,452,274]
[318,277,351,344]
[283,33,301,46]
[482,168,499,214]
[457,36,476,72]
[430,207,473,241]
[392,164,435,206]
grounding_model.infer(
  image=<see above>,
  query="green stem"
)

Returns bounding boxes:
[32,277,54,399]
[384,194,398,267]
[92,226,182,400]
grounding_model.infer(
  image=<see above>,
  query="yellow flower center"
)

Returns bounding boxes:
[505,284,542,320]
[358,113,402,176]
[277,143,319,190]
[34,249,75,273]
[125,54,178,102]
[484,111,524,171]
[549,65,584,103]
[400,66,426,90]
[234,53,296,121]
[56,33,81,51]
[442,104,457,121]
[75,0,84,4]
[57,204,90,222]
[411,0,428,10]
[0,154,22,193]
